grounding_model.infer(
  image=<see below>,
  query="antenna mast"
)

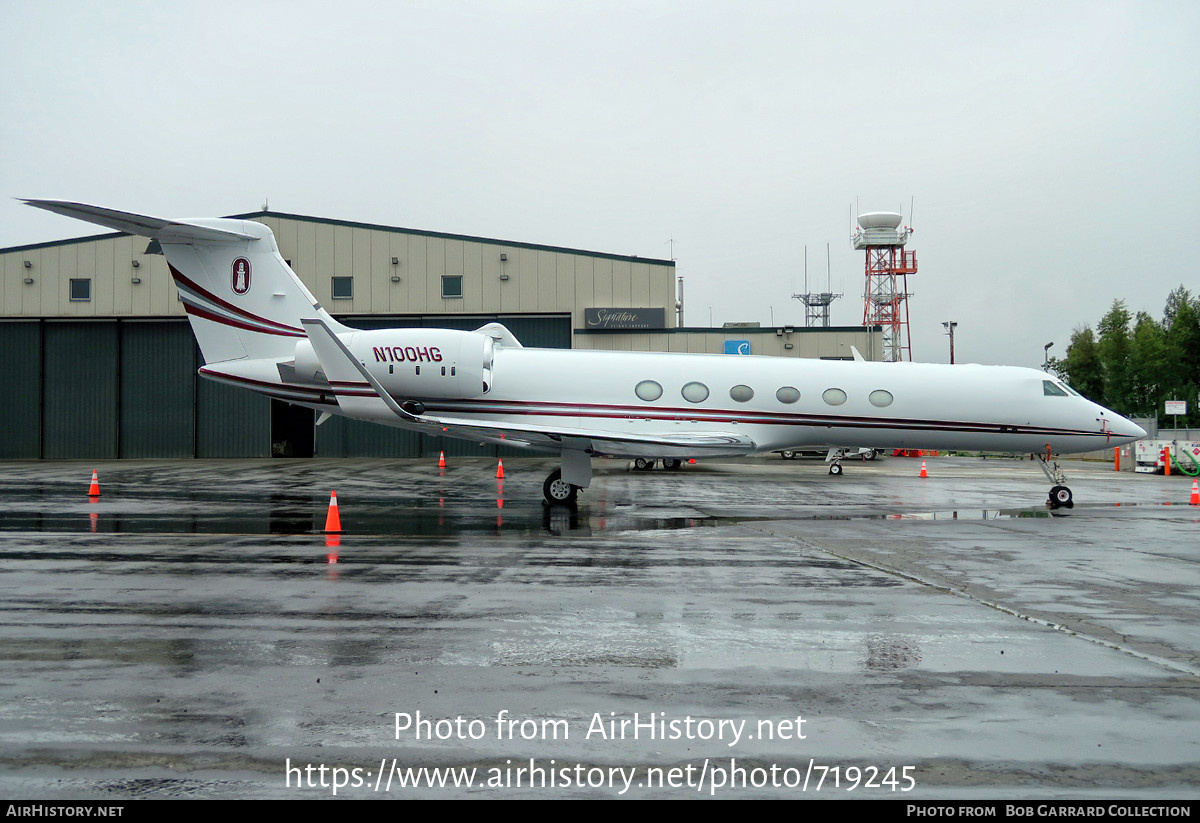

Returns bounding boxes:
[792,243,843,327]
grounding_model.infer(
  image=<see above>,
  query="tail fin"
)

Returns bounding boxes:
[22,199,347,363]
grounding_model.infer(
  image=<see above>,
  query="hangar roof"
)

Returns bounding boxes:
[2,210,675,268]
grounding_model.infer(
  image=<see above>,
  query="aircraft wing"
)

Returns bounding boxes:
[417,414,757,458]
[301,318,756,458]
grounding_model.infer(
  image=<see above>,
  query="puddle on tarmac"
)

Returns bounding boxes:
[0,490,1132,537]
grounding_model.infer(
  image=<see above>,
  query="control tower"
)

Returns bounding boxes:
[853,212,916,362]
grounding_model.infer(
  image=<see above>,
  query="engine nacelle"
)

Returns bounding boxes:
[294,327,494,399]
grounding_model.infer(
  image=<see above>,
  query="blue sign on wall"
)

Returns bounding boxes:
[724,339,751,355]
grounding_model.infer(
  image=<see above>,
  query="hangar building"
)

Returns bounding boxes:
[0,210,880,459]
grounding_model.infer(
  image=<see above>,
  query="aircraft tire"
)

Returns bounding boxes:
[543,469,579,506]
[781,450,797,460]
[828,462,843,476]
[1049,485,1073,509]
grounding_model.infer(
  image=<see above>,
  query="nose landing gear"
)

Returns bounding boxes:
[1036,448,1074,509]
[826,447,846,476]
[1049,484,1074,509]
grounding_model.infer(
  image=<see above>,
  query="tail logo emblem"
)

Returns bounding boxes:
[231,257,252,295]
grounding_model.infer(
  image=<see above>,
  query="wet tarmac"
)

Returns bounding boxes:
[0,455,1197,799]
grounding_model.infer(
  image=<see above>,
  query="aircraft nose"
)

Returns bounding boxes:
[1114,415,1146,441]
[1094,404,1145,442]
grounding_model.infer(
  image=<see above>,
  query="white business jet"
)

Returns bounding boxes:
[24,200,1145,509]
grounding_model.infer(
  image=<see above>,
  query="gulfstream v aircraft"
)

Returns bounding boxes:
[24,200,1145,508]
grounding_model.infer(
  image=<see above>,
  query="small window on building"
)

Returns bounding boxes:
[822,388,848,406]
[869,389,894,408]
[442,275,463,299]
[729,385,754,402]
[682,381,709,403]
[1043,380,1068,397]
[635,380,663,401]
[69,278,91,301]
[776,386,800,404]
[331,276,353,299]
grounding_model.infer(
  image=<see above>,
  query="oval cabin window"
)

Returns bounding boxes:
[682,381,710,403]
[635,380,663,401]
[869,389,893,407]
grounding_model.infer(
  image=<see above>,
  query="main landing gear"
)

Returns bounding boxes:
[1035,448,1074,510]
[543,453,686,505]
[543,448,593,507]
[543,469,579,505]
[633,458,683,471]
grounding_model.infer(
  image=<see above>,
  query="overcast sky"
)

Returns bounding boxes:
[3,1,1197,367]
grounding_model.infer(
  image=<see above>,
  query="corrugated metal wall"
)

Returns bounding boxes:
[119,322,196,457]
[0,322,43,458]
[2,319,269,459]
[43,322,119,459]
[2,315,568,460]
[197,379,271,457]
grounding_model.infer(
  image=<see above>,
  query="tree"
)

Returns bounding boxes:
[1129,311,1167,415]
[1061,290,1200,426]
[1097,300,1134,413]
[1163,289,1200,423]
[1163,285,1194,329]
[1059,326,1104,403]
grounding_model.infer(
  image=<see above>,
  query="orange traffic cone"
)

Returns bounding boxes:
[88,469,100,498]
[324,490,342,532]
[438,451,446,469]
[496,459,505,479]
[1190,479,1199,506]
[919,460,928,478]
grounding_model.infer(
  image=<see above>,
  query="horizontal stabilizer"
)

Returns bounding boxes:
[22,199,259,243]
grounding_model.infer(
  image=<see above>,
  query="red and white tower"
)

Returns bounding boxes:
[854,212,916,362]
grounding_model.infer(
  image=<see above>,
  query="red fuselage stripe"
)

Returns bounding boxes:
[170,264,305,334]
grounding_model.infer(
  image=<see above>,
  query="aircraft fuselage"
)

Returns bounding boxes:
[218,333,1142,459]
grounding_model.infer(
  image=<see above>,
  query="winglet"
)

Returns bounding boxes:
[850,345,866,362]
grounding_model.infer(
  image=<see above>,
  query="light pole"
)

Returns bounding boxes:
[942,321,958,364]
[1043,342,1054,370]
